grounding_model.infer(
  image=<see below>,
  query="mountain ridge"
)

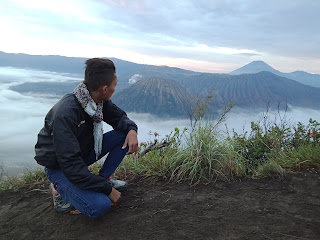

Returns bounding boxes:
[2,51,320,117]
[1,51,319,88]
[177,71,320,110]
[230,60,320,88]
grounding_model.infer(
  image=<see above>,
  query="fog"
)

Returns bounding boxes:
[1,67,319,177]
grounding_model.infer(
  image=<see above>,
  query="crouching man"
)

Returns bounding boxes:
[34,58,138,218]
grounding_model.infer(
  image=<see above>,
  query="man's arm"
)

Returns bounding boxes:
[103,100,138,154]
[122,129,138,154]
[102,100,138,133]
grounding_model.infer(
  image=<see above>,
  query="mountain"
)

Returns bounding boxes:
[230,60,320,88]
[3,52,320,116]
[12,71,319,114]
[112,77,195,117]
[180,71,320,110]
[10,77,196,117]
[0,51,86,76]
[230,61,282,75]
[285,71,320,88]
[10,81,80,96]
[0,51,198,92]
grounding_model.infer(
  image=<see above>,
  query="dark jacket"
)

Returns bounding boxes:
[35,94,137,195]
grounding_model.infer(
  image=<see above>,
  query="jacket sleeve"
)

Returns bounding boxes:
[103,100,138,133]
[52,115,112,195]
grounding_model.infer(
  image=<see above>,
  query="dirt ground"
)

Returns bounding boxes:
[0,171,319,240]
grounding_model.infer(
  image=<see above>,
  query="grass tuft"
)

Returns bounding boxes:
[254,160,285,178]
[0,168,47,192]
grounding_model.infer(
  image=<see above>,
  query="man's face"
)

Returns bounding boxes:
[103,74,118,101]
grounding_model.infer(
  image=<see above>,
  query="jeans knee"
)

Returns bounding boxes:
[105,130,126,142]
[117,130,126,139]
[85,199,111,218]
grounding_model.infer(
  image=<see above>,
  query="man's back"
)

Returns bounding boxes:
[35,94,94,168]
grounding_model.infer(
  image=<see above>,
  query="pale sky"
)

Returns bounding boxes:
[0,0,319,73]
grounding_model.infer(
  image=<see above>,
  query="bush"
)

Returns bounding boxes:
[232,118,320,175]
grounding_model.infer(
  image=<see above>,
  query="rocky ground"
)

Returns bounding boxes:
[0,171,319,240]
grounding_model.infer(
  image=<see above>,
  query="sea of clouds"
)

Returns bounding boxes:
[1,67,319,176]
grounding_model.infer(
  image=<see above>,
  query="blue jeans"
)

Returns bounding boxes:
[45,130,128,218]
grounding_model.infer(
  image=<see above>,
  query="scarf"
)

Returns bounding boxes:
[73,82,103,159]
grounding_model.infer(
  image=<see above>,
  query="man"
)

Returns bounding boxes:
[35,58,138,218]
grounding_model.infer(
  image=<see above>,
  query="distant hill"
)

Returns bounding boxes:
[12,70,320,116]
[0,51,86,75]
[230,61,282,75]
[10,77,196,117]
[0,51,198,92]
[230,60,320,88]
[0,51,142,91]
[10,81,80,96]
[3,52,320,116]
[284,71,320,88]
[180,71,320,110]
[112,77,195,117]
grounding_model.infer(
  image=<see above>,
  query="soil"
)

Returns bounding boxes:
[0,171,319,240]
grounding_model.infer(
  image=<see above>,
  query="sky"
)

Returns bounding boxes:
[0,0,320,73]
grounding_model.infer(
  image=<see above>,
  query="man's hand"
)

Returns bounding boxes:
[108,187,121,206]
[122,129,138,155]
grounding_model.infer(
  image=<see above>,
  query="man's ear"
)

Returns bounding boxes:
[99,85,108,92]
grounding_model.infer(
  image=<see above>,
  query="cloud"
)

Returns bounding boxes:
[0,67,75,176]
[128,74,143,84]
[1,0,320,73]
[0,88,58,176]
[0,67,81,84]
[93,0,320,58]
[235,53,261,57]
[224,106,320,135]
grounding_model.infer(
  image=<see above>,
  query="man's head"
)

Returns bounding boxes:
[84,58,116,91]
[84,58,117,101]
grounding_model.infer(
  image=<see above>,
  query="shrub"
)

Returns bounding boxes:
[232,118,320,176]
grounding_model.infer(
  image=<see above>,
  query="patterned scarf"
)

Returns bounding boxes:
[73,82,103,159]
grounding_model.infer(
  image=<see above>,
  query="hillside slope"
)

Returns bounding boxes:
[180,71,320,109]
[112,77,195,117]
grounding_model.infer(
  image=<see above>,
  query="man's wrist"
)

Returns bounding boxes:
[128,127,137,134]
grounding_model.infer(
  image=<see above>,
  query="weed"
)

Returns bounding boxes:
[0,168,47,192]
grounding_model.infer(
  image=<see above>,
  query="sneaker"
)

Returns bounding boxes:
[49,183,74,213]
[107,177,128,191]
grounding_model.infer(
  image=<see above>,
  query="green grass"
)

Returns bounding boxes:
[254,160,285,178]
[119,119,320,183]
[275,144,320,169]
[168,125,242,182]
[0,168,47,192]
[120,123,246,183]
